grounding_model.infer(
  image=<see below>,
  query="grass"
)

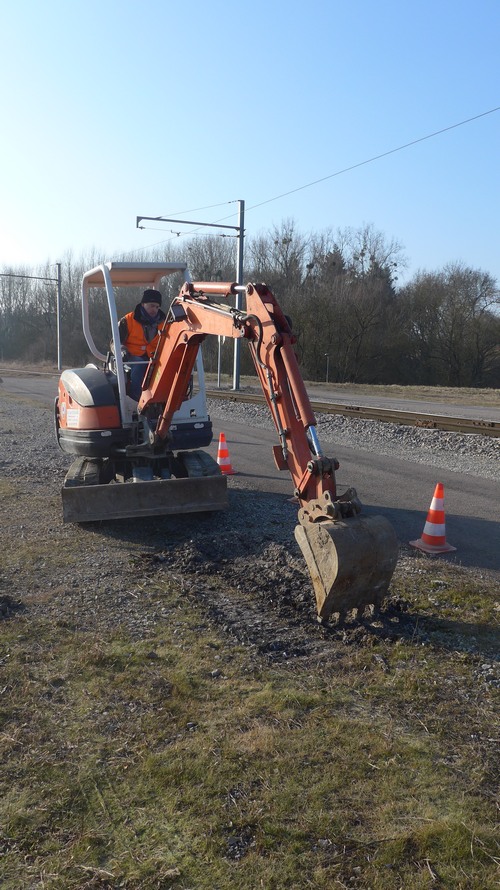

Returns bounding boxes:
[1,563,499,889]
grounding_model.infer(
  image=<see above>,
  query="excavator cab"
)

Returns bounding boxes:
[56,262,228,523]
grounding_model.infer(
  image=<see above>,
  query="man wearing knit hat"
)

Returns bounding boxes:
[116,289,166,400]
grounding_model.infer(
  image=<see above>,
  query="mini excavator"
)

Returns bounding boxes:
[56,262,399,622]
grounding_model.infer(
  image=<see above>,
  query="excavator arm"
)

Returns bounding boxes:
[139,282,399,623]
[140,282,338,507]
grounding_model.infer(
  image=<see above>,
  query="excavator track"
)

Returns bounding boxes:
[62,452,228,523]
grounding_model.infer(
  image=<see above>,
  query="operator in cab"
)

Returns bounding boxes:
[116,289,166,400]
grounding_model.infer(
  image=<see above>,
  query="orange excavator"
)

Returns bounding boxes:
[56,263,398,623]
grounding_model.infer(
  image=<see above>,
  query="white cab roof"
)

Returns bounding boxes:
[83,261,188,288]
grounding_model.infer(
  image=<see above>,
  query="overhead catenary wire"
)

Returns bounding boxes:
[123,104,500,257]
[156,200,239,218]
[246,105,500,212]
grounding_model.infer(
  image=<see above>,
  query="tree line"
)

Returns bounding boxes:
[1,220,499,387]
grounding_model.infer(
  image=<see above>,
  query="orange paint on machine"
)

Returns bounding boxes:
[57,382,121,430]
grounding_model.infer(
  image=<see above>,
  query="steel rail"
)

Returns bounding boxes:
[0,369,498,438]
[206,389,500,438]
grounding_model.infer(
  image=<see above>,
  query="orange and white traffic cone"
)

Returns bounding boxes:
[409,482,456,554]
[216,432,235,475]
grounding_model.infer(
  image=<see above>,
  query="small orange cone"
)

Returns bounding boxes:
[410,482,456,554]
[217,432,235,475]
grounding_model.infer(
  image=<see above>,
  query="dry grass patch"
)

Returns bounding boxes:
[1,559,499,889]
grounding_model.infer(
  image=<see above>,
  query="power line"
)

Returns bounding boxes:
[157,199,238,217]
[247,105,500,211]
[127,104,500,256]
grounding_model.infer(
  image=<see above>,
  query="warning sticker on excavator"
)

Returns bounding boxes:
[66,408,80,427]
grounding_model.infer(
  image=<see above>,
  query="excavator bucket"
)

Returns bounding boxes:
[295,514,399,623]
[62,475,228,523]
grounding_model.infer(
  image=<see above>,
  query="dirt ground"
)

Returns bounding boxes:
[0,386,498,669]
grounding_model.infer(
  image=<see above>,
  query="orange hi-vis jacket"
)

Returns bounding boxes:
[118,306,166,358]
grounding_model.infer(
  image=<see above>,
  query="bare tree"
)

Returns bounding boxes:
[3,223,498,387]
[398,262,500,386]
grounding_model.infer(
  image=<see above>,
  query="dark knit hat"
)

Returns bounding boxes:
[142,288,162,306]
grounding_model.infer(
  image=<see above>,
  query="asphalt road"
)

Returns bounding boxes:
[2,374,499,582]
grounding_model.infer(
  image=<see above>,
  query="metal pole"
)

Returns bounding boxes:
[232,199,245,390]
[56,263,62,371]
[325,353,329,384]
[217,337,222,388]
[136,204,245,389]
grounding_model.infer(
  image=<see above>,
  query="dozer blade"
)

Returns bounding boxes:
[294,514,399,622]
[62,475,228,523]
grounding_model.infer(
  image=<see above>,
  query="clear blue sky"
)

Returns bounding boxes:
[1,0,499,284]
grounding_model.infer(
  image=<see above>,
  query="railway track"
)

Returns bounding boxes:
[0,369,498,438]
[206,389,500,438]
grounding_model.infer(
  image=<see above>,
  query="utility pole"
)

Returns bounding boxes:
[56,263,62,371]
[232,200,245,390]
[136,200,245,389]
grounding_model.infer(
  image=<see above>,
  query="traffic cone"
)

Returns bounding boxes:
[409,482,456,554]
[217,432,235,475]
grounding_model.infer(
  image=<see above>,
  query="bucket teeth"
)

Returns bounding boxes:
[295,514,399,622]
